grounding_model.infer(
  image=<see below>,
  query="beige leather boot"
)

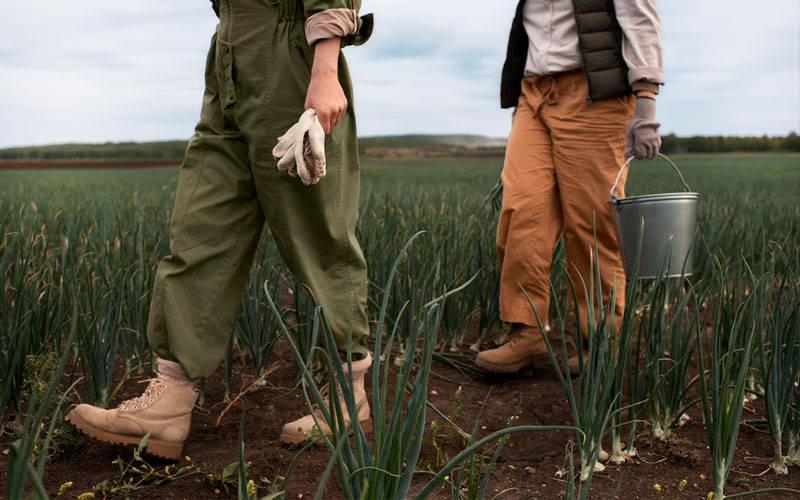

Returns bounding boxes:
[475,324,550,373]
[66,359,198,459]
[567,351,590,374]
[280,354,373,445]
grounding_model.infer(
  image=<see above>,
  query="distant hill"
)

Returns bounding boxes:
[362,134,507,149]
[359,135,507,158]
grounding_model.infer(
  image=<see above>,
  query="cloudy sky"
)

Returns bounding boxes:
[1,0,798,148]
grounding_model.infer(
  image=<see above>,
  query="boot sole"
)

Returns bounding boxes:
[474,355,550,374]
[66,410,184,460]
[279,418,374,446]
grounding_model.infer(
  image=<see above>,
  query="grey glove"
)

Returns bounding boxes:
[625,97,661,160]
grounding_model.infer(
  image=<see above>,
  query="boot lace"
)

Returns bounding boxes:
[310,382,331,410]
[507,324,526,346]
[118,379,167,412]
[308,381,360,418]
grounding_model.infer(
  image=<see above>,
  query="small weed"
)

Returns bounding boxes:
[733,476,750,488]
[9,352,84,462]
[92,436,244,497]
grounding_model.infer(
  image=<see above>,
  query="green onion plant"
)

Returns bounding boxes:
[235,262,287,379]
[650,278,701,441]
[525,242,621,484]
[696,257,759,499]
[7,308,78,500]
[755,252,800,474]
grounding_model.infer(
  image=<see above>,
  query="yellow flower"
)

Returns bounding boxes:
[678,479,688,492]
[247,479,256,497]
[708,493,714,500]
[57,482,73,496]
[653,484,662,491]
[77,493,95,500]
[185,455,192,462]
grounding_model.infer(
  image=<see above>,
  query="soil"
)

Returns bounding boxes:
[2,338,799,500]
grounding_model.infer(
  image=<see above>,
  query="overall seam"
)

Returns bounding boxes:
[154,267,171,360]
[173,136,209,251]
[332,131,361,349]
[222,0,235,42]
[191,203,251,377]
[160,135,208,366]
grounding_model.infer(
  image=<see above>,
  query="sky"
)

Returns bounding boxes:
[0,1,798,148]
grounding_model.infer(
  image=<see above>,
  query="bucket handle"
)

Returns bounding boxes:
[610,153,692,202]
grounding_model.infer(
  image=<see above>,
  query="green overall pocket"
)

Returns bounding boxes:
[215,39,237,108]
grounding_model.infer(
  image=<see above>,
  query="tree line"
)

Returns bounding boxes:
[0,133,798,160]
[660,132,800,154]
[0,141,189,160]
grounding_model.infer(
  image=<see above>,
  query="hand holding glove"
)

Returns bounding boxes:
[273,108,327,186]
[625,97,661,160]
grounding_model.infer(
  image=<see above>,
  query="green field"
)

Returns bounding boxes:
[1,152,798,396]
[2,154,800,498]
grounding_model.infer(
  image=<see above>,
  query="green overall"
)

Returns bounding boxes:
[147,0,372,379]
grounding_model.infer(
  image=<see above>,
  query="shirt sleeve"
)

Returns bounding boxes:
[612,0,665,87]
[303,0,373,47]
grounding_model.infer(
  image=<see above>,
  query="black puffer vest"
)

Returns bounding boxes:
[500,0,631,108]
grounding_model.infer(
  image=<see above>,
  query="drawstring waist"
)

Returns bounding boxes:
[524,69,584,115]
[212,0,305,21]
[212,0,307,110]
[533,76,559,115]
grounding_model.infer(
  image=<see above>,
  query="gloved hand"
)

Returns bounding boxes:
[273,109,327,185]
[625,97,661,160]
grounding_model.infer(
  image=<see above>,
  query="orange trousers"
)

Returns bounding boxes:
[498,71,634,336]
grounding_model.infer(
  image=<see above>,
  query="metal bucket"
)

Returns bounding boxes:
[608,154,698,280]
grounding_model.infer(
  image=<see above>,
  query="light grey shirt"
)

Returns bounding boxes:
[523,0,664,86]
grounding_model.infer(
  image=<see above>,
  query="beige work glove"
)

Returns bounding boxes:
[273,108,327,186]
[625,97,661,160]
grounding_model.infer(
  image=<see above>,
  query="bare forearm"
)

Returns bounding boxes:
[312,38,340,78]
[305,37,347,134]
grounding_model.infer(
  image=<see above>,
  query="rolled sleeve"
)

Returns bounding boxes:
[303,0,373,47]
[613,0,665,86]
[305,8,358,45]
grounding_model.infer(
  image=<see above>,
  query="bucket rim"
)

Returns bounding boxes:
[609,192,699,206]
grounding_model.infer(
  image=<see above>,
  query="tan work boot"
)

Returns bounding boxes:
[475,324,550,373]
[567,347,589,377]
[66,359,198,459]
[280,354,373,445]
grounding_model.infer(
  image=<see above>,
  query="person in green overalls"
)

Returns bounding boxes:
[66,0,374,459]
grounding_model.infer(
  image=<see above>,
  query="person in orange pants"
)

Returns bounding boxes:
[476,0,664,374]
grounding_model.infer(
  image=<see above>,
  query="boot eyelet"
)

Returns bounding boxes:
[141,403,147,407]
[122,407,128,411]
[157,392,162,396]
[150,398,155,403]
[132,406,138,410]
